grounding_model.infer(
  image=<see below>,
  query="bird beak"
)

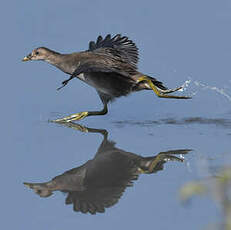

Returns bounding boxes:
[22,54,32,62]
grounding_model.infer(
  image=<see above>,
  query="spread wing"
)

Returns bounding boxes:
[57,34,139,90]
[88,34,139,68]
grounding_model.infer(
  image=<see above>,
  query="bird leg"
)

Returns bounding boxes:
[148,154,184,172]
[137,76,191,99]
[52,104,108,123]
[57,76,75,90]
[138,155,167,174]
[138,155,182,174]
[138,149,190,174]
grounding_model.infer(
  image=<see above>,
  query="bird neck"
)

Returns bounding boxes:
[45,51,63,65]
[45,51,80,75]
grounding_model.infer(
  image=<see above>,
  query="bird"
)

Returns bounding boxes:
[22,34,191,122]
[24,123,190,214]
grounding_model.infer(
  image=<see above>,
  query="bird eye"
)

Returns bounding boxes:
[35,51,39,55]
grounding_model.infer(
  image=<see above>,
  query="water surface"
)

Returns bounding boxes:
[1,0,231,229]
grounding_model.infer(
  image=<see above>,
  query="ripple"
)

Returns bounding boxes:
[113,117,231,129]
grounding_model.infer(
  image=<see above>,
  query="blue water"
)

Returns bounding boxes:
[1,0,231,229]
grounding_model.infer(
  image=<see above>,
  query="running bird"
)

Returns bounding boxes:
[22,34,191,122]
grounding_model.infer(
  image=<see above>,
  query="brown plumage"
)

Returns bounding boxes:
[24,124,190,214]
[23,34,190,122]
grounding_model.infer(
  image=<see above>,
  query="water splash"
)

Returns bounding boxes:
[178,154,185,160]
[177,78,231,102]
[194,81,231,102]
[179,79,191,92]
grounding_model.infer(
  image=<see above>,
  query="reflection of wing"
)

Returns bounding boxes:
[95,139,117,157]
[52,163,88,191]
[64,152,139,214]
[95,139,139,159]
[65,187,125,214]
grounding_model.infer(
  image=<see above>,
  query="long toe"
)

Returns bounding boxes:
[159,86,183,94]
[159,94,192,99]
[52,112,89,123]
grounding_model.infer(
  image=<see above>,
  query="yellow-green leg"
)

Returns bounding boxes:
[148,155,166,172]
[53,111,89,123]
[137,155,165,174]
[137,76,191,99]
[138,149,190,174]
[52,104,108,123]
[138,155,184,174]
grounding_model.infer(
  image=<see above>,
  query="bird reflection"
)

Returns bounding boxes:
[24,123,191,214]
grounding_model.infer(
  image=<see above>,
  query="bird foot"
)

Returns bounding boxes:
[52,111,89,123]
[137,76,191,99]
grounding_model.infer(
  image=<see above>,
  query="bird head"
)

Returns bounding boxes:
[22,47,54,62]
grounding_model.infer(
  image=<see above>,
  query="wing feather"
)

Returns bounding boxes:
[88,34,139,68]
[57,34,139,90]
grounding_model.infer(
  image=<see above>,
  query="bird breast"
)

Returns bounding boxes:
[77,73,112,95]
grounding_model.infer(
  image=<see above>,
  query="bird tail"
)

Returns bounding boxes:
[24,182,53,197]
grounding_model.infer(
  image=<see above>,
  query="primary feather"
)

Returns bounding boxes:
[88,34,139,69]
